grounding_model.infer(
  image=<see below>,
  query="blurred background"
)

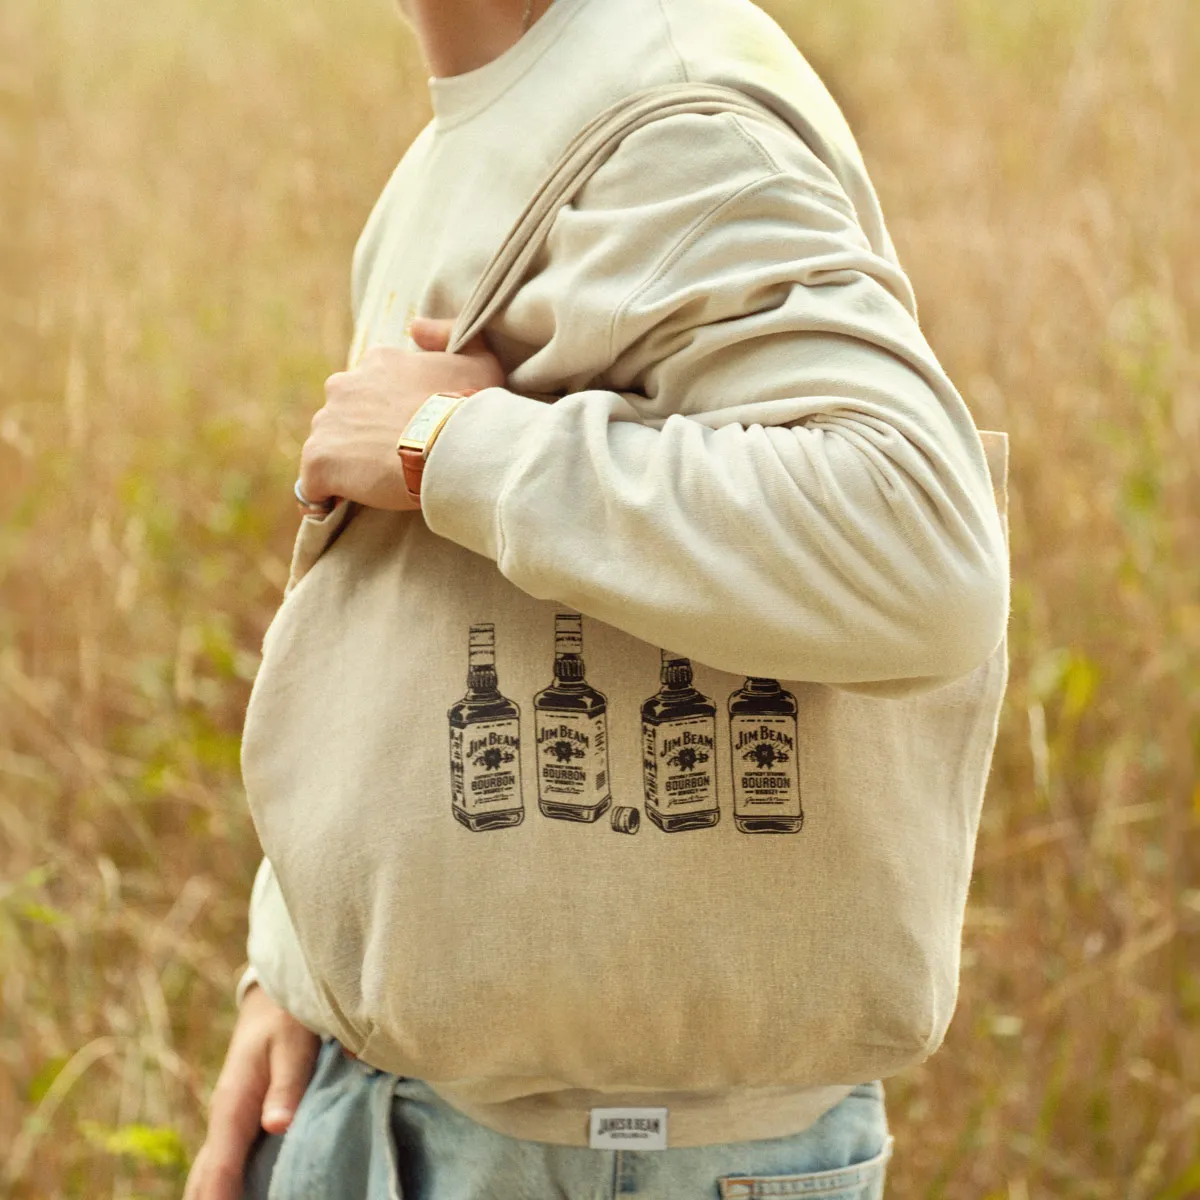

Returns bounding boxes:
[2,0,1197,1195]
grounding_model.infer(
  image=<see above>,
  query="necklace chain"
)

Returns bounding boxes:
[521,0,535,33]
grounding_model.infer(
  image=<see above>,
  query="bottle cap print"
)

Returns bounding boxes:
[611,806,640,834]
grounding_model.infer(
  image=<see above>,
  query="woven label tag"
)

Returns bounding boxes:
[588,1107,668,1150]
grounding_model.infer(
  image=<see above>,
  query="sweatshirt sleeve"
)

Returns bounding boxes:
[243,856,335,1036]
[421,111,1008,692]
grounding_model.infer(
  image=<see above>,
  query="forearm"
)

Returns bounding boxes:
[422,362,1008,689]
[420,112,1009,688]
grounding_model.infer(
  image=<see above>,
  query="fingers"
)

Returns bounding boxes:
[408,316,493,362]
[297,438,335,509]
[408,316,454,351]
[261,1025,320,1135]
[184,1041,270,1200]
[183,988,320,1200]
[184,1142,254,1200]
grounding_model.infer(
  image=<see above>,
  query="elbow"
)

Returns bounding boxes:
[831,539,1009,700]
[949,572,1010,676]
[909,547,1010,682]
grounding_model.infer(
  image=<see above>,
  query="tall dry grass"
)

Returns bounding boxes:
[2,0,1197,1195]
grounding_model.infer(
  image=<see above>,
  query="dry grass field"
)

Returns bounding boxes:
[2,0,1198,1195]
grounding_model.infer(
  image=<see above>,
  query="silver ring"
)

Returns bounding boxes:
[294,479,335,514]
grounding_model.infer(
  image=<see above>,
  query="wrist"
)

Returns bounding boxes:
[421,388,549,560]
[396,389,477,505]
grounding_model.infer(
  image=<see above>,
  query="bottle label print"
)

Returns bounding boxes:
[448,623,524,831]
[453,720,522,810]
[728,678,804,834]
[645,716,716,809]
[534,612,612,822]
[536,716,608,796]
[642,651,720,832]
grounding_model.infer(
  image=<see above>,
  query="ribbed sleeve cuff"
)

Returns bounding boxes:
[420,387,550,561]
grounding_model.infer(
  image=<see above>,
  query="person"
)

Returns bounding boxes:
[184,0,1010,1196]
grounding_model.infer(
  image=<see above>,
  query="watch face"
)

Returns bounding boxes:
[402,393,460,445]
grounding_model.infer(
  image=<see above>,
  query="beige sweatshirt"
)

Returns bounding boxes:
[238,0,1010,1149]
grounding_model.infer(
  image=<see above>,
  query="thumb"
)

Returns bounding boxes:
[410,316,494,362]
[260,1031,319,1135]
[408,316,455,352]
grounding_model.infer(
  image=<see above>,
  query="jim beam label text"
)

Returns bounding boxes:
[647,719,716,809]
[535,716,608,798]
[588,1107,668,1151]
[453,721,522,810]
[733,716,798,801]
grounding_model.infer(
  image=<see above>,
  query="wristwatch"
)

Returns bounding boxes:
[396,389,477,503]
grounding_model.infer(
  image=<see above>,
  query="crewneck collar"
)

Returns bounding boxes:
[427,0,588,130]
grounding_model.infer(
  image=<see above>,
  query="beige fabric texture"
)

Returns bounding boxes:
[239,0,1011,1148]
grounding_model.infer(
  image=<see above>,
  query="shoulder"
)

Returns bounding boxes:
[571,107,855,230]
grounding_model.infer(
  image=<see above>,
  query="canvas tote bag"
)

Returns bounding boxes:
[254,81,1010,1092]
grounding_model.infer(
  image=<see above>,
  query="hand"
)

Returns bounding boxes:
[183,984,320,1200]
[298,317,506,512]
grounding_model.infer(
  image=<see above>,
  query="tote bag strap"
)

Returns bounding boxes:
[445,82,793,354]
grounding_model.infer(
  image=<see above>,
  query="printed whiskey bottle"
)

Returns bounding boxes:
[642,650,719,832]
[728,677,803,834]
[533,612,612,822]
[448,623,524,831]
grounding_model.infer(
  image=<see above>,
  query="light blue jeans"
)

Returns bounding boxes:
[246,1038,892,1199]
